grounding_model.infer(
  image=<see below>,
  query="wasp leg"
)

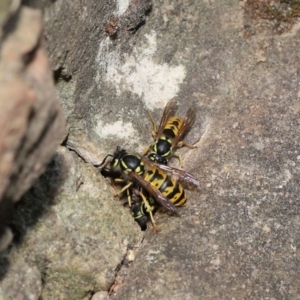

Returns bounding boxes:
[173,151,184,168]
[174,142,197,168]
[138,192,159,232]
[177,141,197,149]
[126,188,132,207]
[109,178,124,192]
[147,110,158,137]
[114,181,133,197]
[114,178,125,189]
[143,144,151,156]
[114,178,124,183]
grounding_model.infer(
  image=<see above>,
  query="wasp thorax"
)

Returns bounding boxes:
[120,155,144,174]
[155,139,171,156]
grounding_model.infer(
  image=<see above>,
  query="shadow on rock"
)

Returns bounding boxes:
[0,152,66,281]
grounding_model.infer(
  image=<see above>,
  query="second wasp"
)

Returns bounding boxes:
[144,98,197,167]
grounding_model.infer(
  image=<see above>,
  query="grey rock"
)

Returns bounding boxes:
[2,147,142,299]
[0,257,42,300]
[91,291,110,300]
[2,0,300,299]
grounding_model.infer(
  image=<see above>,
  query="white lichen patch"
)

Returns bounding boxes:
[95,31,186,110]
[117,0,129,16]
[95,119,136,139]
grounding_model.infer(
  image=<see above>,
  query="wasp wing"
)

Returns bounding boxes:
[172,106,196,147]
[151,98,178,139]
[142,157,199,188]
[129,171,179,214]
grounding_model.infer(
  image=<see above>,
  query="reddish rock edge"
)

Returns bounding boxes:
[0,6,66,251]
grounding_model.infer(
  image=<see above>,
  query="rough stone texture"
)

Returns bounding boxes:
[0,256,42,300]
[0,3,66,252]
[0,147,143,299]
[91,291,110,300]
[108,1,300,299]
[41,0,153,165]
[0,3,144,299]
[2,0,300,299]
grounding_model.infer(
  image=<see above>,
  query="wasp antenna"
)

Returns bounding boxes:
[116,145,121,150]
[95,154,113,169]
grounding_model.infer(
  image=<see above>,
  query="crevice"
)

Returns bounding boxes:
[106,235,146,297]
[53,66,72,84]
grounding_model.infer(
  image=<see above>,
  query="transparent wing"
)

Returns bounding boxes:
[172,106,196,147]
[129,172,179,214]
[142,157,199,188]
[154,98,178,139]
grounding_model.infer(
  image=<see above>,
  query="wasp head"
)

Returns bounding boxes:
[111,146,128,168]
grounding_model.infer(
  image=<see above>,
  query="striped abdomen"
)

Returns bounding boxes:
[162,116,184,139]
[144,166,187,206]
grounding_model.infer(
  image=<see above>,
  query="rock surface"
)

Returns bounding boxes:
[109,1,300,299]
[0,146,142,299]
[1,0,300,299]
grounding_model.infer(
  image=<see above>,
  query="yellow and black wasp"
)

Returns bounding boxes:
[98,146,199,231]
[131,100,198,229]
[144,98,197,167]
[130,189,158,231]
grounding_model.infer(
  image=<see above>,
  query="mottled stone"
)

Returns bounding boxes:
[2,0,300,299]
[91,291,110,300]
[0,256,42,300]
[2,147,142,299]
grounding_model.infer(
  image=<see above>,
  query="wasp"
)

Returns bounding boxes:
[144,98,197,167]
[98,146,199,231]
[130,190,159,231]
